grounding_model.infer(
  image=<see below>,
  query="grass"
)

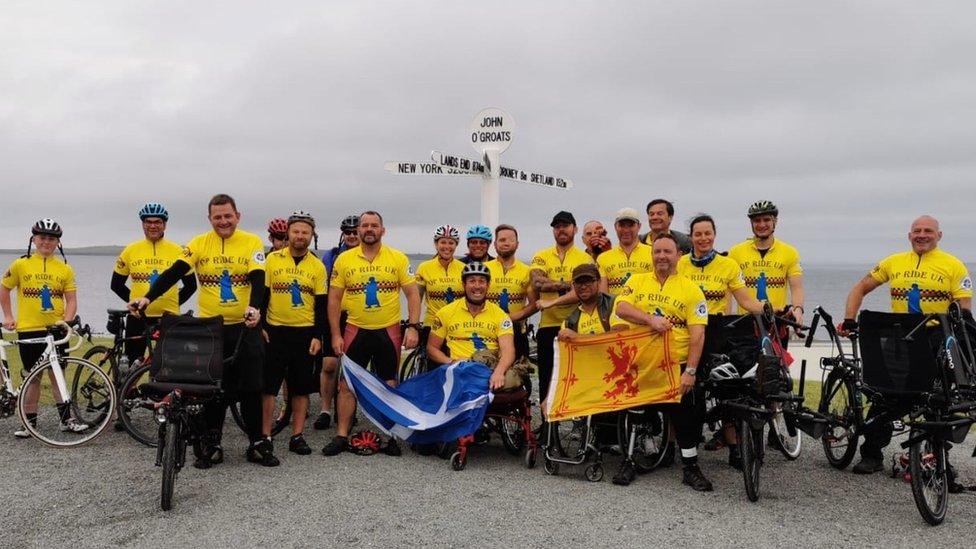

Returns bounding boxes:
[1,335,113,402]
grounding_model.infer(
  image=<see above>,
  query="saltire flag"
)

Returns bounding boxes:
[341,355,494,444]
[546,327,681,421]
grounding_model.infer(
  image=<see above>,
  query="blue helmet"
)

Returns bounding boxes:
[138,202,169,221]
[466,225,493,242]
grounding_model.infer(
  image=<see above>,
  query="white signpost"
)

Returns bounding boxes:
[384,107,572,228]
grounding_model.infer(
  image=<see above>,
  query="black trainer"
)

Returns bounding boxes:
[322,435,349,456]
[852,456,884,474]
[728,446,742,470]
[289,434,312,455]
[313,412,332,430]
[247,438,281,467]
[193,445,224,470]
[383,438,402,457]
[682,465,714,492]
[613,460,636,486]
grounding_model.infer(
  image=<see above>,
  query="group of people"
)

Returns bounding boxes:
[1,193,971,492]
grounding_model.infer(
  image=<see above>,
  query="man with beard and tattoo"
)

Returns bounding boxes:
[485,224,537,361]
[322,211,421,456]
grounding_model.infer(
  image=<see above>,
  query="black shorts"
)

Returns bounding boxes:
[263,325,318,396]
[343,324,402,382]
[17,330,66,373]
[221,323,265,393]
[321,311,348,359]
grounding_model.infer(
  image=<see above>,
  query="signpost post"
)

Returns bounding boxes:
[384,107,572,228]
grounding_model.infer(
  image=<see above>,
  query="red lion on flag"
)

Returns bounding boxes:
[603,340,639,400]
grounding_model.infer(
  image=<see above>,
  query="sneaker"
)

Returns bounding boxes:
[13,418,36,439]
[728,446,742,470]
[246,438,281,467]
[60,417,90,433]
[313,412,332,430]
[322,435,349,456]
[289,434,312,455]
[193,445,224,469]
[383,438,402,457]
[682,465,714,492]
[703,432,725,451]
[852,457,884,475]
[613,460,637,486]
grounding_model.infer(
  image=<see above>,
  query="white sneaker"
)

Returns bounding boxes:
[14,419,36,438]
[60,417,90,433]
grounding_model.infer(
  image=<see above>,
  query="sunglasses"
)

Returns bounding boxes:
[270,233,288,241]
[573,277,598,285]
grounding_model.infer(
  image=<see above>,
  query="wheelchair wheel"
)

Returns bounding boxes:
[584,463,604,482]
[450,451,466,471]
[118,362,158,447]
[819,369,859,469]
[738,417,763,502]
[543,456,559,475]
[768,405,802,460]
[498,417,527,455]
[617,408,671,473]
[908,431,948,526]
[523,447,537,469]
[160,420,181,511]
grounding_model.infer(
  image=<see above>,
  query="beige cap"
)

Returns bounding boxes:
[615,207,641,223]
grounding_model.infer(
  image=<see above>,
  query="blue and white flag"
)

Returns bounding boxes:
[341,355,494,444]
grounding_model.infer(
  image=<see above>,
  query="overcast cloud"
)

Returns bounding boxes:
[2,1,974,263]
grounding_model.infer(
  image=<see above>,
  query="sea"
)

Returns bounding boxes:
[1,252,970,339]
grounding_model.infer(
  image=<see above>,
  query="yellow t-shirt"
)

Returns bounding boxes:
[676,253,746,315]
[330,244,415,330]
[415,257,464,325]
[597,243,654,296]
[114,238,188,317]
[180,230,266,324]
[485,258,533,318]
[728,238,803,311]
[561,305,609,335]
[869,249,972,314]
[611,273,708,364]
[265,249,328,327]
[531,245,594,328]
[1,254,77,332]
[431,299,514,359]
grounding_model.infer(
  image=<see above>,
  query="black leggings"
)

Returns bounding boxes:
[203,324,265,445]
[535,326,558,407]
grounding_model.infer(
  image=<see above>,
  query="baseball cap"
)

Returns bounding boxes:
[550,211,576,227]
[572,263,600,282]
[615,207,641,223]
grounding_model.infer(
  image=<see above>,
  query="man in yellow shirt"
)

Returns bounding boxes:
[111,202,196,364]
[597,208,653,297]
[485,224,537,361]
[531,211,594,414]
[323,211,421,456]
[1,219,85,437]
[842,215,972,476]
[612,234,713,492]
[129,194,267,469]
[427,262,514,390]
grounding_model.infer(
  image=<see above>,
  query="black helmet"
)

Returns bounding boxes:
[747,200,779,218]
[287,210,316,229]
[340,215,360,231]
[461,261,491,281]
[32,218,63,238]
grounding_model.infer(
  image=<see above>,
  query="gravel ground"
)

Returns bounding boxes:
[2,408,975,549]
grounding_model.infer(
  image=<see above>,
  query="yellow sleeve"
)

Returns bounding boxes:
[247,236,266,273]
[414,263,428,289]
[596,254,609,278]
[1,260,20,289]
[314,263,327,296]
[686,283,708,327]
[951,261,973,300]
[531,253,547,272]
[64,264,78,292]
[114,247,130,276]
[398,252,415,286]
[180,236,202,269]
[869,256,892,284]
[786,246,803,277]
[498,314,514,337]
[330,255,347,290]
[727,262,746,292]
[610,280,637,327]
[431,309,447,339]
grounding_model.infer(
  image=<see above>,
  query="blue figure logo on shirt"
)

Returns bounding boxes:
[907,283,923,314]
[446,287,456,304]
[756,272,768,302]
[471,332,487,351]
[365,276,380,308]
[149,269,160,289]
[220,269,237,303]
[499,288,510,312]
[290,279,304,307]
[39,284,54,311]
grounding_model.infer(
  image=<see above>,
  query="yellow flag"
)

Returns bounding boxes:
[546,327,680,421]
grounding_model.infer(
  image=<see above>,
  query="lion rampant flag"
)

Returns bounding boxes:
[546,327,680,421]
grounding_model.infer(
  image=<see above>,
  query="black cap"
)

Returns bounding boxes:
[572,263,600,282]
[550,211,576,227]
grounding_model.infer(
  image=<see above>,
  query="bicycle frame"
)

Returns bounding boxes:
[0,323,83,408]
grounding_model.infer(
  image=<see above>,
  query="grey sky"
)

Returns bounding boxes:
[2,1,974,263]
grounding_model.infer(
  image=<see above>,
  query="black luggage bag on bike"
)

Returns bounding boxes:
[149,314,224,389]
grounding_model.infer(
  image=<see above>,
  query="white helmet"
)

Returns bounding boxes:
[433,224,460,242]
[709,362,740,381]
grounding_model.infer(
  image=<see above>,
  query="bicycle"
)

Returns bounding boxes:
[0,318,116,447]
[397,323,431,382]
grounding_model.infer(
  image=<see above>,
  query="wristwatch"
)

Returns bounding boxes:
[685,366,697,376]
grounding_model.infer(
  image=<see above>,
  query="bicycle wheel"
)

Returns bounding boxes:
[618,407,672,473]
[19,357,116,447]
[118,362,158,447]
[767,372,802,460]
[229,399,248,434]
[739,417,762,502]
[160,420,181,511]
[397,349,422,383]
[498,417,527,455]
[908,431,948,526]
[82,345,117,386]
[271,393,292,437]
[819,369,859,469]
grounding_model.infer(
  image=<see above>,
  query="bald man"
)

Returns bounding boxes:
[842,215,972,476]
[581,220,611,261]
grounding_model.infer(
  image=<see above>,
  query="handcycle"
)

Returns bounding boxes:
[1,317,116,447]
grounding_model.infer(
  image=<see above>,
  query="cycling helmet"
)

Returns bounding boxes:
[461,261,491,281]
[433,224,460,242]
[340,215,360,231]
[267,218,288,236]
[138,202,169,221]
[287,210,316,229]
[747,200,779,218]
[349,430,381,456]
[31,218,63,238]
[466,225,493,242]
[709,362,741,381]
